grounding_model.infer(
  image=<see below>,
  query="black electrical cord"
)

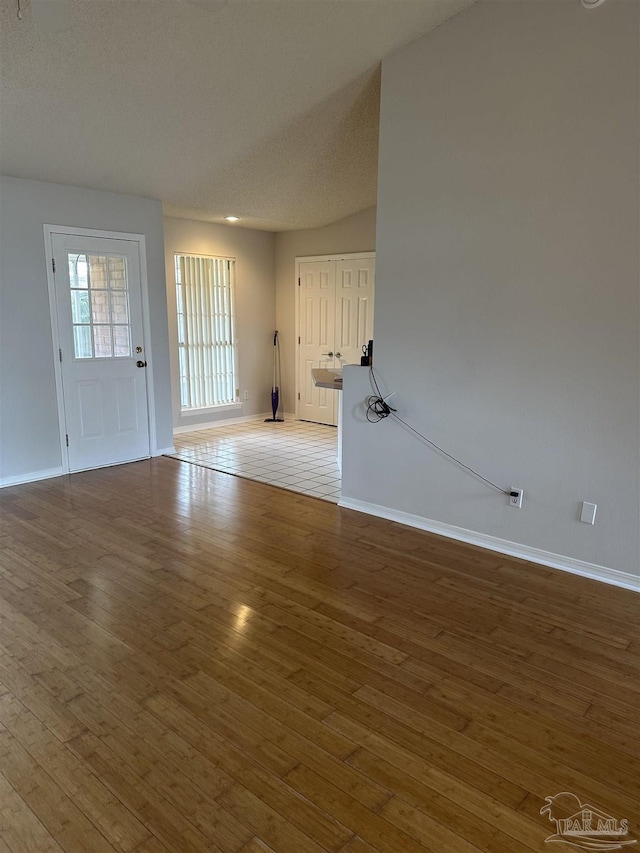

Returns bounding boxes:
[366,366,510,496]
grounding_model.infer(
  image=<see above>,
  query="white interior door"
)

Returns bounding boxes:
[297,255,375,426]
[50,233,150,472]
[334,258,375,367]
[298,260,337,426]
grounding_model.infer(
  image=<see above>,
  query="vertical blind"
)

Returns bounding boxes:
[175,254,237,410]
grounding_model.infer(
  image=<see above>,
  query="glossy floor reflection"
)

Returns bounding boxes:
[169,418,341,502]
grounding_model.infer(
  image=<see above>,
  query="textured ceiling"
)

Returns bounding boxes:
[0,0,474,230]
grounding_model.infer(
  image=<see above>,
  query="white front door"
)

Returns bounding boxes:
[50,233,150,472]
[297,255,375,426]
[298,260,337,426]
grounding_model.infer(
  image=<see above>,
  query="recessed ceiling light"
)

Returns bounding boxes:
[224,215,240,222]
[581,0,607,7]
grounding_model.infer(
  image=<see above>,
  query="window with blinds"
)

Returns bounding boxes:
[175,254,237,411]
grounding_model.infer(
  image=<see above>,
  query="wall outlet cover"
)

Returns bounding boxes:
[580,501,597,525]
[509,488,523,509]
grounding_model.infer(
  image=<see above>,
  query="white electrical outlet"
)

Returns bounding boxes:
[580,501,597,525]
[243,390,249,400]
[509,488,523,509]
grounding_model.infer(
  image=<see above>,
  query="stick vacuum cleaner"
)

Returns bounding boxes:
[265,330,284,422]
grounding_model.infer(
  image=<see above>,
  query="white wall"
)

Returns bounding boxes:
[275,206,376,413]
[163,217,276,428]
[342,0,639,580]
[0,176,173,483]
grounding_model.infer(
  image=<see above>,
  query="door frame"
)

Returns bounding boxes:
[43,224,157,473]
[294,252,375,421]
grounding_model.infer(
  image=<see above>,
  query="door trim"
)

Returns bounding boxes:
[294,252,375,421]
[43,225,157,473]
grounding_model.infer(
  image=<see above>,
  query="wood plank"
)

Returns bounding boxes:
[0,771,65,853]
[0,726,119,853]
[0,693,150,852]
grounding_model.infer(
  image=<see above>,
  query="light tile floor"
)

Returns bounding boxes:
[169,419,341,502]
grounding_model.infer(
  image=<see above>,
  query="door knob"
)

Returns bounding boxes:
[136,360,147,368]
[335,352,342,358]
[321,352,334,357]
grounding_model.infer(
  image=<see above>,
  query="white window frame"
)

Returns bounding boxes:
[174,252,239,413]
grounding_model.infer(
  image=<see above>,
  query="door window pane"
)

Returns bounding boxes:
[91,290,110,324]
[73,325,92,359]
[110,292,129,324]
[68,254,89,288]
[93,326,113,358]
[71,290,90,324]
[113,326,131,357]
[68,252,132,359]
[88,256,108,288]
[108,256,126,288]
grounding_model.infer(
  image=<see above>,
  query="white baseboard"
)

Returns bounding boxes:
[0,467,64,489]
[173,413,297,435]
[173,413,268,434]
[338,496,640,593]
[155,447,176,456]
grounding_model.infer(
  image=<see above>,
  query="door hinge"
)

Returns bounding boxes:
[298,278,301,286]
[65,434,69,447]
[298,336,300,345]
[59,348,62,362]
[52,258,56,273]
[297,392,301,401]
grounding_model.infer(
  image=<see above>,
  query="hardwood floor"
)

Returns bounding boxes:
[0,457,637,853]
